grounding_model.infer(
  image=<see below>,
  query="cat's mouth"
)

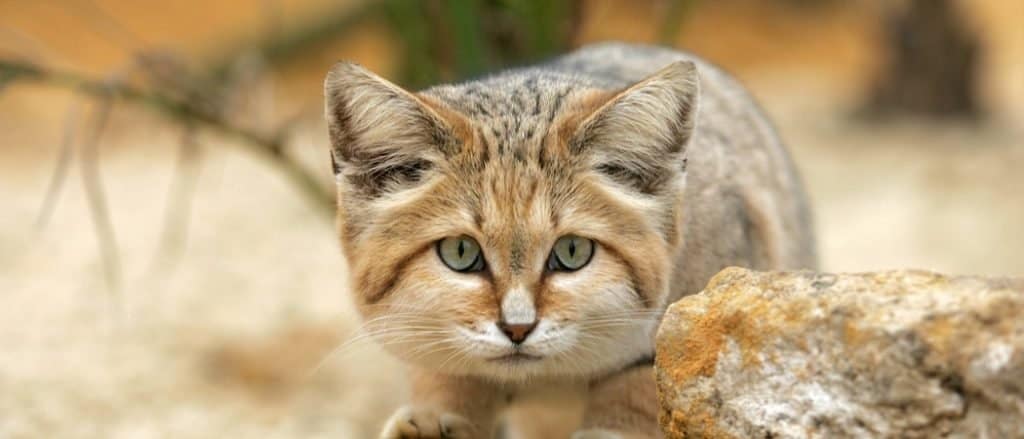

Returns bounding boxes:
[488,352,543,363]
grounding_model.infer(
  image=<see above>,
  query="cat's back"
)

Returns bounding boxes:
[542,43,756,109]
[542,42,713,86]
[541,43,793,177]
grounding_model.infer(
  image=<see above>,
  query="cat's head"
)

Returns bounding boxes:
[324,61,699,381]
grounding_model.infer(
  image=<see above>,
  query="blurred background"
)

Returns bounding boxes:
[1,0,1021,437]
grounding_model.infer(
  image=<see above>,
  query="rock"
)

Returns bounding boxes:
[655,268,1024,438]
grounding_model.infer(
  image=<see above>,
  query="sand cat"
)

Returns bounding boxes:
[324,42,817,438]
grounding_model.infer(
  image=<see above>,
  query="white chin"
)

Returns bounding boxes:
[467,354,608,381]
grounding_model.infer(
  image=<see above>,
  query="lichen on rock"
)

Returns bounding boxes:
[655,267,1024,438]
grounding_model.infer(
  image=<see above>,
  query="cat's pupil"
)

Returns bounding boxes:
[458,240,465,258]
[568,240,576,258]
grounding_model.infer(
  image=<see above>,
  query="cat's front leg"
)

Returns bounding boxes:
[571,430,648,439]
[379,369,502,439]
[573,365,662,439]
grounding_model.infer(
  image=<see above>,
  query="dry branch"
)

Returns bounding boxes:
[35,101,81,231]
[148,123,202,277]
[0,58,334,213]
[80,97,122,297]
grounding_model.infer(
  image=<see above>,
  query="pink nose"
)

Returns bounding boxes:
[499,321,537,344]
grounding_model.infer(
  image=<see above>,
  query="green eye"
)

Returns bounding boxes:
[548,235,595,272]
[437,236,485,272]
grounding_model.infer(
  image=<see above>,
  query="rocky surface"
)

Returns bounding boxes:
[655,268,1024,438]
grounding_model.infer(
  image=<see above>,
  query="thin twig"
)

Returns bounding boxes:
[79,96,122,298]
[34,101,81,231]
[134,50,225,117]
[0,58,334,213]
[148,122,202,277]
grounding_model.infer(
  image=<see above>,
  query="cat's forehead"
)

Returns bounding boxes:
[423,71,598,149]
[441,148,570,238]
[421,72,611,229]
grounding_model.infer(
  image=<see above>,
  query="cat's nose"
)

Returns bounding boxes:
[499,320,537,344]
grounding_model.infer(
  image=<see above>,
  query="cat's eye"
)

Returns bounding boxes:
[437,236,485,272]
[548,235,595,272]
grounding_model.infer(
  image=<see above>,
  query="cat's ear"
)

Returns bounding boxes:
[571,61,700,194]
[324,62,465,195]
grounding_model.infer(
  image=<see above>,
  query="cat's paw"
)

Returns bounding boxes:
[379,405,476,439]
[570,429,627,439]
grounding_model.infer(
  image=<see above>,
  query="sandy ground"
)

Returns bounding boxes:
[1,72,1022,438]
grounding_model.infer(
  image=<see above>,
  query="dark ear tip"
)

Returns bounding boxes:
[659,60,698,81]
[328,60,363,74]
[325,61,368,92]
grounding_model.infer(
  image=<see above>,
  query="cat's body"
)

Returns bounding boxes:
[325,43,816,438]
